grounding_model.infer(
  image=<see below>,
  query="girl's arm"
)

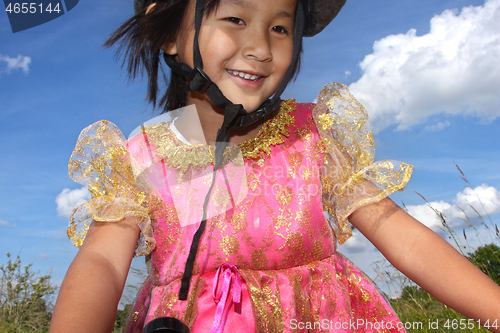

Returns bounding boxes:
[50,217,140,333]
[350,198,500,332]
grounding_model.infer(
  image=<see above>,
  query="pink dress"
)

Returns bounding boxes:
[68,83,413,332]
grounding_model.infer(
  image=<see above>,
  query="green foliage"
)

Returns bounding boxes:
[113,303,132,333]
[468,243,500,286]
[400,285,430,301]
[390,287,491,333]
[0,253,56,332]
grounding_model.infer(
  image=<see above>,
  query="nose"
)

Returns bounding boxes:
[242,28,273,62]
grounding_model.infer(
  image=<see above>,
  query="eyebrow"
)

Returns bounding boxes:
[226,0,255,9]
[224,0,294,19]
[276,9,294,19]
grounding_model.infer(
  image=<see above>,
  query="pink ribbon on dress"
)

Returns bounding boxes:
[210,263,242,333]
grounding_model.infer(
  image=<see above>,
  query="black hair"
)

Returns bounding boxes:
[104,0,302,113]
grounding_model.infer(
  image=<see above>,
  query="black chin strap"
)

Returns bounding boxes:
[174,0,305,301]
[164,54,281,130]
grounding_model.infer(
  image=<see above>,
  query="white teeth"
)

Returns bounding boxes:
[228,70,261,81]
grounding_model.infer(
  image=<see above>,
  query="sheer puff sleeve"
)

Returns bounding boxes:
[67,120,155,256]
[313,82,414,244]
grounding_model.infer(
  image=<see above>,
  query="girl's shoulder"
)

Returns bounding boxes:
[309,82,374,160]
[239,82,365,159]
[294,101,316,113]
[289,81,368,129]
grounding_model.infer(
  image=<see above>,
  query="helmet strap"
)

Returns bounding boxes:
[169,0,305,301]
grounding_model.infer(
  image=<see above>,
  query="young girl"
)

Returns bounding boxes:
[50,0,500,332]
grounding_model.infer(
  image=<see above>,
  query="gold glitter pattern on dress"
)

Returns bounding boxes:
[238,99,296,159]
[182,276,204,327]
[242,269,284,332]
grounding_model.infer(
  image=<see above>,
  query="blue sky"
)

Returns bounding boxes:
[1,0,499,300]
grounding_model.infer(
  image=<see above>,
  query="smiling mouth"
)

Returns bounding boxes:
[227,70,262,81]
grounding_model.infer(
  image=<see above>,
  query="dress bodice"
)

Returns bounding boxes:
[132,100,335,286]
[67,83,413,332]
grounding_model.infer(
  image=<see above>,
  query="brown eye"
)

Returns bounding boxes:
[225,17,245,25]
[272,26,289,35]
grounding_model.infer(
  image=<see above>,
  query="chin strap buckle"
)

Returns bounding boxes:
[188,67,212,94]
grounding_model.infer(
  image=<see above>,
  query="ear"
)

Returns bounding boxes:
[145,3,178,55]
[145,3,156,14]
[161,41,178,55]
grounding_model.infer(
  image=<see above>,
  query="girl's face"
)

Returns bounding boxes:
[166,0,297,112]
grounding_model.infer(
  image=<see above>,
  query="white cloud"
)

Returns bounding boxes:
[55,187,91,218]
[406,184,500,230]
[425,120,451,132]
[0,54,32,74]
[0,219,10,226]
[35,253,50,260]
[349,0,500,132]
[343,231,372,253]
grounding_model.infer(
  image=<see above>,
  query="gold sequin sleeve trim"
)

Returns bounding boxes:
[313,83,414,244]
[67,120,155,256]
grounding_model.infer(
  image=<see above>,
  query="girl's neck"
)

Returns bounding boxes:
[180,90,265,145]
